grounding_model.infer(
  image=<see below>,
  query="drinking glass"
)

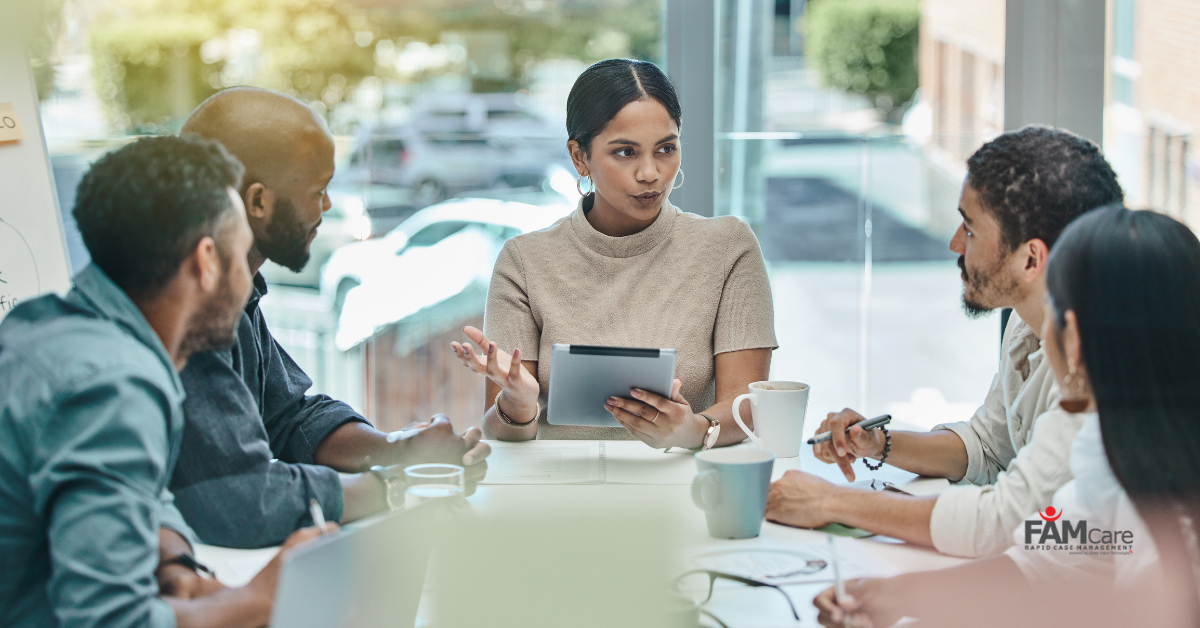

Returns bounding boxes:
[404,463,465,509]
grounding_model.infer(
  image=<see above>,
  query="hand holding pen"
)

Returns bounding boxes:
[810,411,891,482]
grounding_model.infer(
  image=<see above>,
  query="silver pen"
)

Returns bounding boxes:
[309,498,330,535]
[829,534,850,628]
[807,414,891,445]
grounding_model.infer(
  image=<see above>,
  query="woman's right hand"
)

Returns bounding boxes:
[450,326,540,421]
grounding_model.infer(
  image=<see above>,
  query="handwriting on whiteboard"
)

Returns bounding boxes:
[0,219,39,315]
[0,102,24,143]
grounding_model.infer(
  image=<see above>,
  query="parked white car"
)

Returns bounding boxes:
[258,182,417,289]
[324,197,573,350]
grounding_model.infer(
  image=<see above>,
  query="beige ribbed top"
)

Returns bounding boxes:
[483,198,778,440]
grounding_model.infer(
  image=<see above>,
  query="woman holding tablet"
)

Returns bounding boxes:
[450,59,777,446]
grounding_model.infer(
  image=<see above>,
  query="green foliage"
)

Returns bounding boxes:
[91,16,221,133]
[366,0,663,91]
[27,0,66,100]
[805,0,919,112]
[87,0,663,132]
[90,0,373,133]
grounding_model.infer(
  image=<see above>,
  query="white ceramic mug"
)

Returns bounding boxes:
[731,381,810,458]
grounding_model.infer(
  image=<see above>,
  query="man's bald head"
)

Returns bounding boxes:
[182,87,336,274]
[182,87,332,191]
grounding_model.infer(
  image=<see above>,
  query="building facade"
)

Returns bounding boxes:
[919,0,1200,227]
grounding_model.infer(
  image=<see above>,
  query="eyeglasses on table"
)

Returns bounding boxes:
[672,563,827,626]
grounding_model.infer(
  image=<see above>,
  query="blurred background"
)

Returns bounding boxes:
[28,0,1198,438]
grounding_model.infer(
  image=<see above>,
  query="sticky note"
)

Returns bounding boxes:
[0,103,25,143]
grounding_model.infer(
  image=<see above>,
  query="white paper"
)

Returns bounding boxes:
[479,441,601,484]
[193,544,279,587]
[480,440,699,485]
[601,441,696,485]
[684,540,897,586]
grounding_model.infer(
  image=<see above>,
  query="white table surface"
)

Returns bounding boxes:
[197,441,966,627]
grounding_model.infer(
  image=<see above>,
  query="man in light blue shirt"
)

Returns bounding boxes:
[0,135,322,627]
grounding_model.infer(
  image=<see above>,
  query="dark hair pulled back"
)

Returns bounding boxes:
[566,58,682,155]
[1046,204,1200,551]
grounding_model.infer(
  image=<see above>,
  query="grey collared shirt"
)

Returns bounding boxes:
[170,273,367,549]
[0,265,192,628]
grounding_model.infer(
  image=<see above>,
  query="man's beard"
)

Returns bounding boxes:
[257,196,316,272]
[959,254,1020,319]
[179,276,244,356]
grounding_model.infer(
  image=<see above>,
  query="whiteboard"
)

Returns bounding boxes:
[0,36,73,322]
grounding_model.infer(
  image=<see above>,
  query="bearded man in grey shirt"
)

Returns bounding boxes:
[765,126,1125,558]
[170,87,490,549]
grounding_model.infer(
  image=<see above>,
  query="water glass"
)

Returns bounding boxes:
[404,463,465,509]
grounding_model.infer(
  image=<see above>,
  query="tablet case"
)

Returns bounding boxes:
[547,344,677,427]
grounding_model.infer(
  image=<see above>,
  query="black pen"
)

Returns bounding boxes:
[807,414,891,445]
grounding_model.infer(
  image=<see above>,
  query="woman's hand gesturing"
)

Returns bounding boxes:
[605,379,707,449]
[451,326,540,423]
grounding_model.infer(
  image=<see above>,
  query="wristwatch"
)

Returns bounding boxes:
[698,413,721,450]
[369,465,405,512]
[160,553,215,578]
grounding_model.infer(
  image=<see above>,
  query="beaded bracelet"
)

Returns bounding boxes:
[862,426,891,471]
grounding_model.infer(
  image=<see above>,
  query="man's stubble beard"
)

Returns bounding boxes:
[256,196,315,273]
[179,273,244,357]
[959,253,1022,319]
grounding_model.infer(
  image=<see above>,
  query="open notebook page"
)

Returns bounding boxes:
[480,440,697,485]
[479,441,602,484]
[601,441,695,485]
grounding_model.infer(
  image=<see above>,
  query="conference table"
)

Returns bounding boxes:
[197,440,967,627]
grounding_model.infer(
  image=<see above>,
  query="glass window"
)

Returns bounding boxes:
[406,221,470,248]
[1111,0,1136,106]
[35,0,665,430]
[487,110,539,122]
[369,138,407,167]
[714,0,1000,434]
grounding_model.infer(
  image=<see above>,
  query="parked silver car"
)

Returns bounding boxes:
[342,94,569,205]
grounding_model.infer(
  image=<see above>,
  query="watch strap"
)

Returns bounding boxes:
[698,413,720,450]
[160,553,215,578]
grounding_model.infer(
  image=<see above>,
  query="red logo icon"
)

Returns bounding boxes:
[1039,506,1063,522]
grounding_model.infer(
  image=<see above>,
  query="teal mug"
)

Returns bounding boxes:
[691,448,776,539]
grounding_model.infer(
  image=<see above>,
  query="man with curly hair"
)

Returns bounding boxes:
[764,126,1124,558]
[0,135,326,628]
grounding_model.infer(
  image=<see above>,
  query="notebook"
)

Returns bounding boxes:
[479,440,698,485]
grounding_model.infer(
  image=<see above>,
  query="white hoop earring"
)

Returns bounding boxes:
[672,169,685,190]
[575,174,594,196]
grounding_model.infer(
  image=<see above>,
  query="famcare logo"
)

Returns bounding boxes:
[1023,507,1135,556]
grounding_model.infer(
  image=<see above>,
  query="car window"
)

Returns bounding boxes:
[471,222,522,241]
[487,110,538,122]
[423,132,489,146]
[368,138,406,167]
[405,221,470,249]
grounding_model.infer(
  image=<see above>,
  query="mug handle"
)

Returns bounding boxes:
[732,392,765,450]
[691,469,721,511]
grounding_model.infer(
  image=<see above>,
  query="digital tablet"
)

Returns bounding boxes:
[547,344,677,427]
